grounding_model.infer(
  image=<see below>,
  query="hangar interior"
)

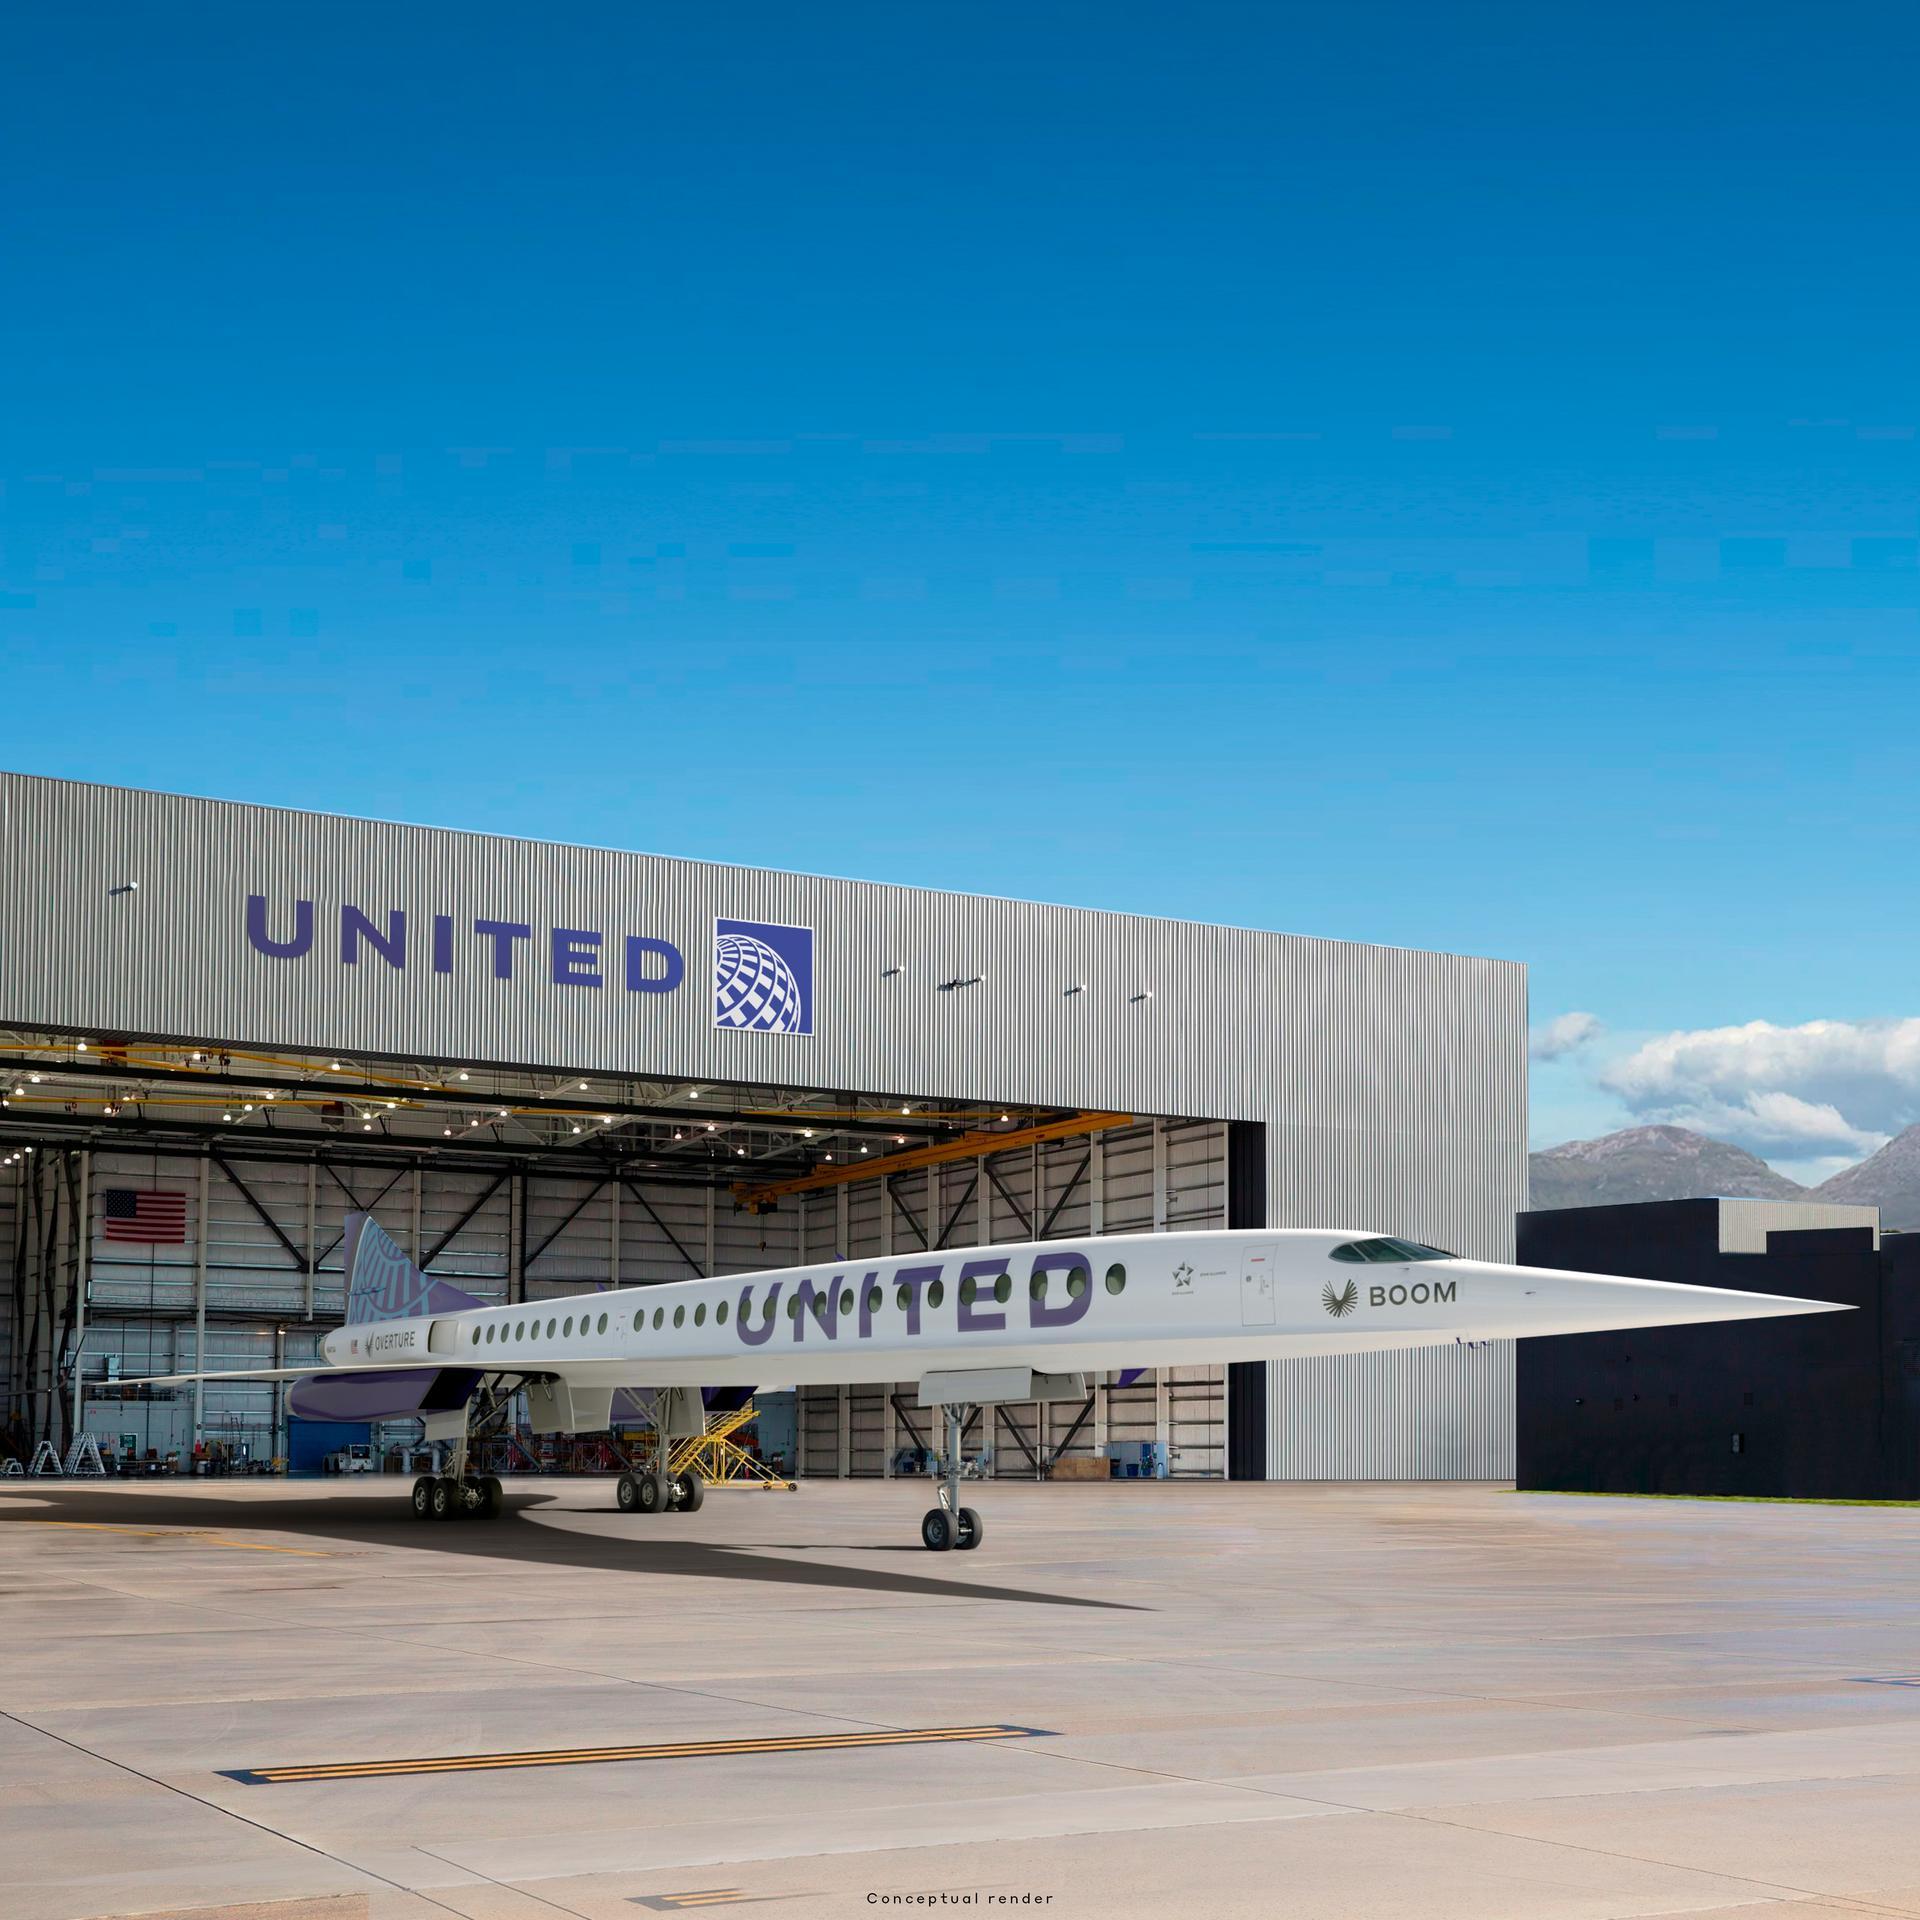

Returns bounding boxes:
[0,1029,1231,1478]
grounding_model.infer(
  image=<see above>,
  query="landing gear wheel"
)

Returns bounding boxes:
[675,1471,705,1513]
[410,1475,434,1521]
[921,1507,954,1551]
[954,1507,983,1551]
[429,1476,460,1521]
[616,1471,641,1513]
[477,1475,504,1519]
[634,1469,666,1515]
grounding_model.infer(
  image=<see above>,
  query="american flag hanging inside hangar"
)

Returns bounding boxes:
[100,1188,189,1245]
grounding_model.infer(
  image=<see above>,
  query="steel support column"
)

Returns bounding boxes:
[192,1156,210,1449]
[67,1148,89,1444]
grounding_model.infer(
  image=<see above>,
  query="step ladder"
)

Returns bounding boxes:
[28,1441,61,1475]
[62,1433,108,1476]
[666,1400,796,1490]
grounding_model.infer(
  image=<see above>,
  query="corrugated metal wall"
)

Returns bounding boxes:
[0,774,1526,1267]
[1268,1342,1515,1480]
[1716,1199,1879,1253]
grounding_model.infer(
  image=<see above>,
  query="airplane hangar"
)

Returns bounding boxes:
[0,771,1526,1483]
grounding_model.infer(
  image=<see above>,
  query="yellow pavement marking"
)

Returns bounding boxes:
[229,1722,1049,1784]
[11,1520,329,1557]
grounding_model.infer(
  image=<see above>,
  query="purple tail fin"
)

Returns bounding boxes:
[342,1212,483,1324]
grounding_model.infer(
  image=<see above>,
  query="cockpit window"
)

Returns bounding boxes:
[1329,1237,1454,1264]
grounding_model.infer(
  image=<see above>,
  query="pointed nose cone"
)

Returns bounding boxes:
[1475,1261,1851,1339]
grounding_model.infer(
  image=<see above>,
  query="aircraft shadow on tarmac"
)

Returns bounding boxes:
[0,1486,1142,1611]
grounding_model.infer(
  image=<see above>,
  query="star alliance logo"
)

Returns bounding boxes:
[1172,1262,1194,1292]
[1322,1278,1359,1318]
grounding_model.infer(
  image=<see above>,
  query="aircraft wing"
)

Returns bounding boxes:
[122,1362,530,1387]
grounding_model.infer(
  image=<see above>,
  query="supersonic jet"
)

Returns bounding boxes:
[136,1212,1845,1550]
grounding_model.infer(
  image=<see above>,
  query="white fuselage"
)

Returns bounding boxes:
[317,1227,1836,1390]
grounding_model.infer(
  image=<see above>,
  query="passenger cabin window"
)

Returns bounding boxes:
[694,1304,706,1327]
[597,1312,609,1334]
[1328,1237,1454,1264]
[673,1305,685,1328]
[1106,1264,1126,1295]
[717,1300,729,1324]
[633,1309,644,1332]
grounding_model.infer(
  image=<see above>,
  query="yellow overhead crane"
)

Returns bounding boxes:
[733,1110,1135,1210]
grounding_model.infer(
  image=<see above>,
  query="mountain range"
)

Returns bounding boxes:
[1529,1123,1920,1230]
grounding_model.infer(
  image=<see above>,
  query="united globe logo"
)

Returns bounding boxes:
[713,918,814,1035]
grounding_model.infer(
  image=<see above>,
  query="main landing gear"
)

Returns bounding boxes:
[921,1403,984,1552]
[411,1472,504,1522]
[615,1468,705,1515]
[410,1396,504,1522]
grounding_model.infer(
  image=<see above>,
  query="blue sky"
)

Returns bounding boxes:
[4,5,1917,1174]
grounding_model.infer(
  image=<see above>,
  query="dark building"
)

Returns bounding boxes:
[1517,1199,1920,1501]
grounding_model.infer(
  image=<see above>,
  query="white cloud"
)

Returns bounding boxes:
[1531,1010,1604,1061]
[1597,1017,1920,1158]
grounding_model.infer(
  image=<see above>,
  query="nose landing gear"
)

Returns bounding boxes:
[921,1403,984,1551]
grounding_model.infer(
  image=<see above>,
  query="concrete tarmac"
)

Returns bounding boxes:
[1,1477,1917,1920]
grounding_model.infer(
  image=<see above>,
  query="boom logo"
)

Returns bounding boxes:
[714,919,814,1034]
[1322,1278,1359,1318]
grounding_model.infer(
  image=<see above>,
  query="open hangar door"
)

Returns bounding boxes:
[0,1028,1231,1479]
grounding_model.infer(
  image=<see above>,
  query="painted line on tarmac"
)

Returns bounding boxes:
[225,1722,1055,1784]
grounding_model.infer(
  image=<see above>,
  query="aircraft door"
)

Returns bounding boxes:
[1240,1250,1276,1327]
